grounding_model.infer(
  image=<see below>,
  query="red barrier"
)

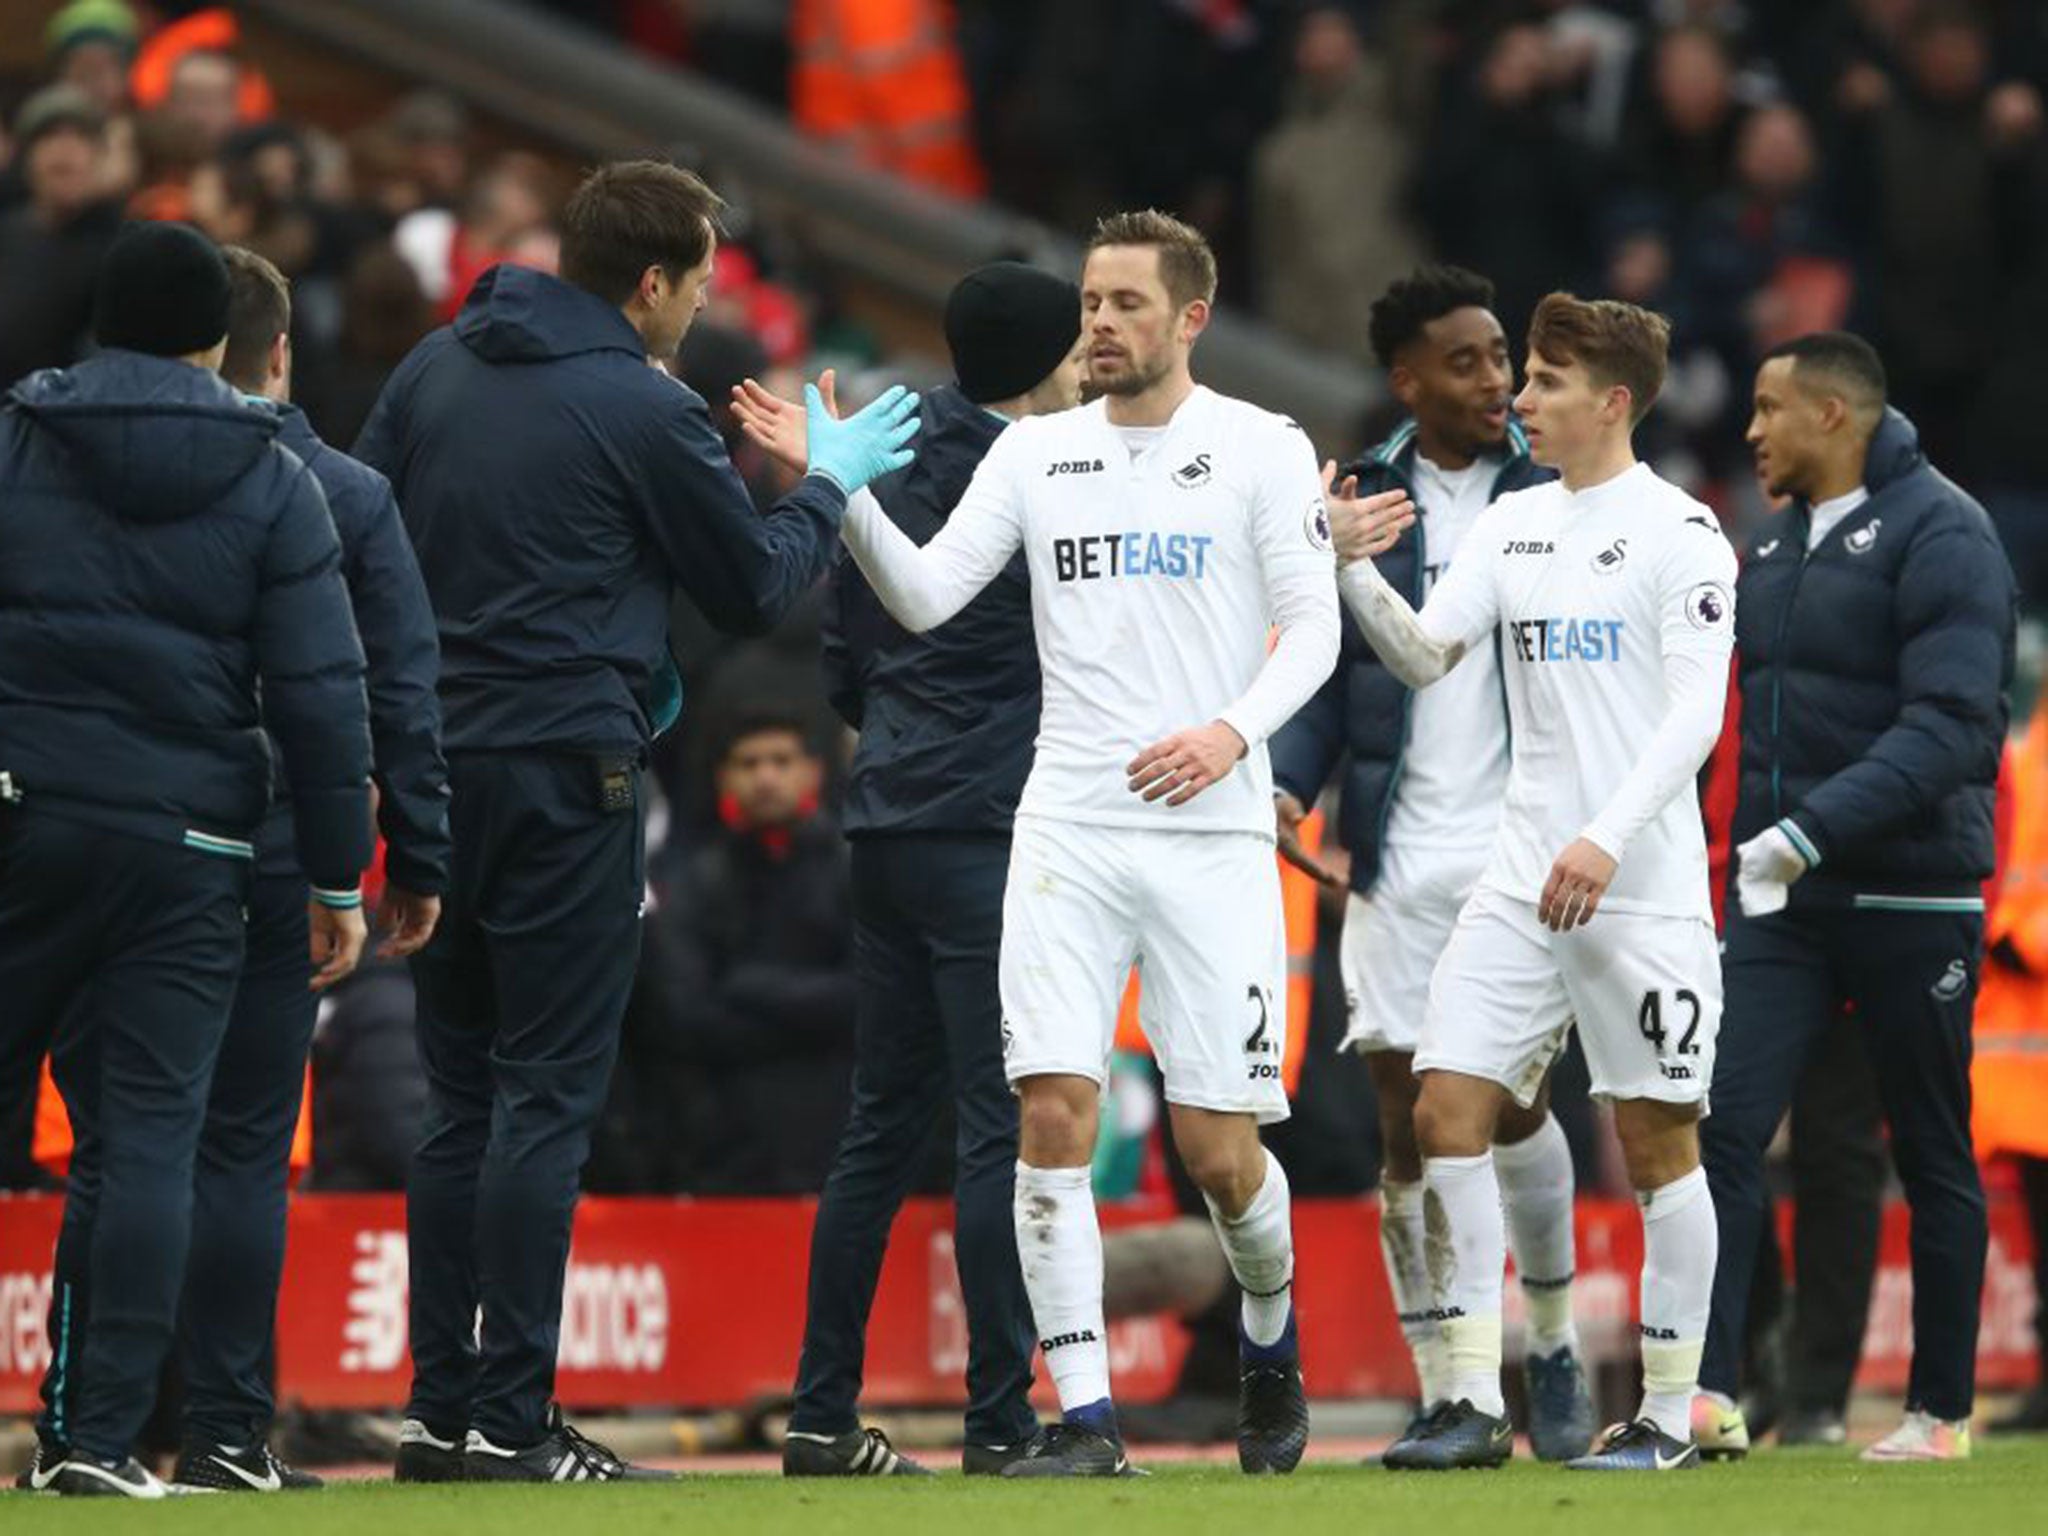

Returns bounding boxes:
[0,1192,2035,1414]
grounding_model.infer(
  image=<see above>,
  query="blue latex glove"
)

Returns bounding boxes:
[805,382,920,494]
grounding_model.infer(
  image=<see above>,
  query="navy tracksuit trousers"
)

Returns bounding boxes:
[1701,904,1988,1420]
[175,864,318,1448]
[789,834,1037,1448]
[0,811,247,1462]
[404,752,644,1447]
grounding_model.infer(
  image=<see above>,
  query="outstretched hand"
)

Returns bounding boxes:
[1323,461,1416,564]
[732,368,836,476]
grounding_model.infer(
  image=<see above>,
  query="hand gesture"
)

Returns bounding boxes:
[1538,838,1617,932]
[376,885,442,958]
[1275,790,1344,889]
[732,369,825,477]
[308,901,368,991]
[1323,461,1415,564]
[1127,721,1248,807]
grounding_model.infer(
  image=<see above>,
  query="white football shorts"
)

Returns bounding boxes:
[1415,885,1720,1108]
[999,814,1290,1124]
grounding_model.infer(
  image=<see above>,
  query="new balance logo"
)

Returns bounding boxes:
[1040,1330,1100,1351]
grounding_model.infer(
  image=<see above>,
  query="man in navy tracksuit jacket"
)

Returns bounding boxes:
[161,247,452,1493]
[353,161,917,1482]
[0,224,372,1497]
[1698,334,2016,1462]
[785,263,1082,1478]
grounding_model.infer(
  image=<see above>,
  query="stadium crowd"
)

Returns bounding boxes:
[1,0,2046,1468]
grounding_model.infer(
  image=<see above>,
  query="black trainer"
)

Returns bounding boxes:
[13,1431,68,1492]
[1238,1318,1309,1474]
[48,1456,169,1498]
[783,1427,931,1477]
[1000,1421,1134,1478]
[464,1406,676,1482]
[394,1417,465,1483]
[1381,1399,1514,1471]
[172,1439,322,1492]
[963,1441,1033,1476]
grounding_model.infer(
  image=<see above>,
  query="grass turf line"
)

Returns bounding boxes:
[3,1442,2044,1534]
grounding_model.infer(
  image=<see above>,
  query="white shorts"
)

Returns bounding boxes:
[1338,851,1488,1055]
[999,815,1290,1125]
[1416,885,1721,1109]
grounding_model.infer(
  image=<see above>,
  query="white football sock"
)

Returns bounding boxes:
[1204,1148,1295,1348]
[1637,1166,1715,1437]
[1378,1178,1448,1405]
[1013,1162,1112,1412]
[1424,1151,1506,1417]
[1494,1113,1580,1355]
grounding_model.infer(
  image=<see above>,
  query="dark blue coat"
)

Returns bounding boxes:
[0,352,372,890]
[1268,420,1549,894]
[821,385,1038,836]
[251,403,451,896]
[1733,408,2016,907]
[354,264,846,755]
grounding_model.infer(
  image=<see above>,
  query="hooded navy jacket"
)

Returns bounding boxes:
[820,385,1038,836]
[1269,420,1550,894]
[354,265,847,756]
[0,352,372,890]
[250,403,451,896]
[1733,408,2016,909]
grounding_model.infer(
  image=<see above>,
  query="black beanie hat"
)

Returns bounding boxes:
[92,222,232,359]
[943,261,1082,405]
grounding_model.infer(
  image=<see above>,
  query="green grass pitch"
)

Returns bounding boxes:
[5,1444,2047,1536]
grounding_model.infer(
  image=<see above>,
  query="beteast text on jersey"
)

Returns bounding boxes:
[1507,616,1626,663]
[1052,531,1216,582]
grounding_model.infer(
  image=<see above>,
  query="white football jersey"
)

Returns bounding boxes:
[1412,462,1737,918]
[1376,453,1512,893]
[843,386,1340,837]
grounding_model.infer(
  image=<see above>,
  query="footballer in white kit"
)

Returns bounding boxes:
[732,212,1411,1479]
[1269,266,1592,1463]
[1342,294,1736,1475]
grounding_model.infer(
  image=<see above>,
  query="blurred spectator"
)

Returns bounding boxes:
[307,961,428,1192]
[294,243,435,450]
[641,709,858,1194]
[385,91,473,213]
[1676,102,1854,480]
[1251,4,1422,361]
[1415,22,1600,342]
[129,5,276,125]
[1840,0,2047,468]
[791,0,986,198]
[44,0,140,117]
[393,151,559,320]
[1621,25,1747,221]
[159,47,244,157]
[0,86,123,388]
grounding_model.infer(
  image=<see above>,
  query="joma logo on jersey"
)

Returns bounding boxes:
[1508,616,1624,663]
[1503,540,1555,556]
[1053,531,1214,582]
[1045,459,1105,477]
